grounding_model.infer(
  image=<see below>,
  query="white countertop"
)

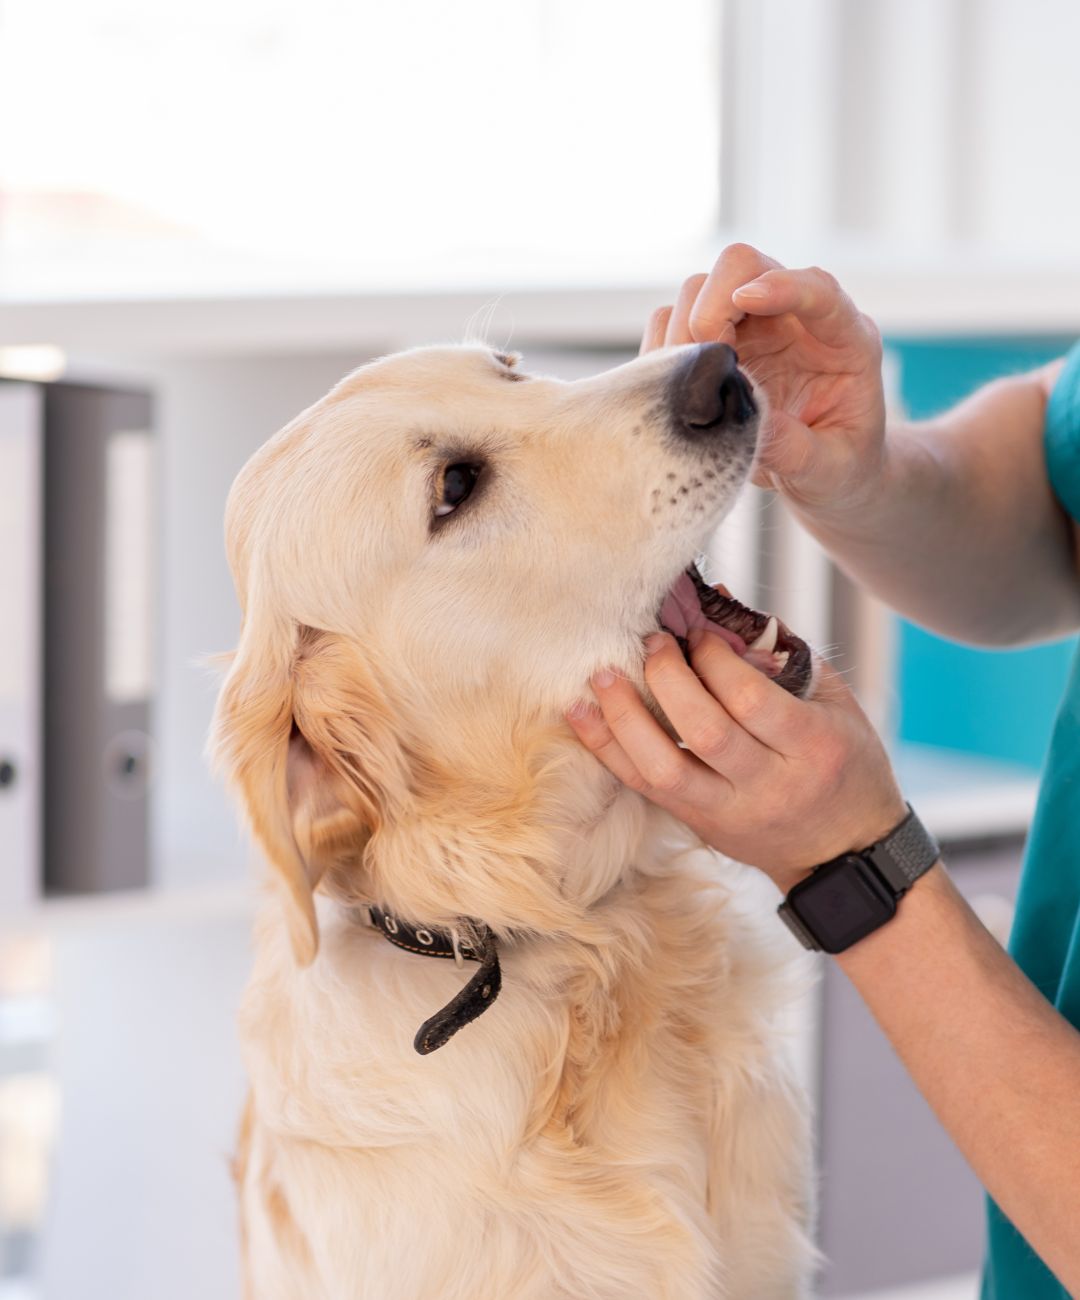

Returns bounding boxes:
[891,742,1038,846]
[845,1274,978,1300]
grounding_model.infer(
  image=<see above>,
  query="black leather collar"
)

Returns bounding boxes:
[368,906,502,1055]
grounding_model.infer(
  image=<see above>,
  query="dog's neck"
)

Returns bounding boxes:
[321,781,691,1060]
[323,723,646,922]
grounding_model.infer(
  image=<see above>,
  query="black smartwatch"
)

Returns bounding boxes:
[777,805,940,954]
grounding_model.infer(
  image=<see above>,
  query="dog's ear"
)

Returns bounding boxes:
[211,619,395,965]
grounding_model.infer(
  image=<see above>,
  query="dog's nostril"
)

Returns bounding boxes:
[717,373,756,427]
[716,377,737,422]
[686,369,755,430]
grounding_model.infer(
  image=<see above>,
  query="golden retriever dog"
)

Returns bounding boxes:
[213,341,817,1299]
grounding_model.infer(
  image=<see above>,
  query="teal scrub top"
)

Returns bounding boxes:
[981,340,1080,1299]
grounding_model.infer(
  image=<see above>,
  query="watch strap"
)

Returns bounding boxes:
[864,805,941,894]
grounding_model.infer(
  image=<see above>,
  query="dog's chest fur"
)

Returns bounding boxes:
[235,862,815,1300]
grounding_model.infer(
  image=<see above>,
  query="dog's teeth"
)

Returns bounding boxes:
[748,616,779,654]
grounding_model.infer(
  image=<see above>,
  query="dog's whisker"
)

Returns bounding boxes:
[462,295,508,348]
[497,317,516,356]
[482,297,502,344]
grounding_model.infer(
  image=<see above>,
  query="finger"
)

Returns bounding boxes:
[664,274,707,348]
[589,671,724,803]
[731,267,875,351]
[642,634,769,781]
[640,306,673,355]
[688,629,811,753]
[566,702,654,793]
[689,243,783,345]
[750,407,823,489]
[567,700,727,833]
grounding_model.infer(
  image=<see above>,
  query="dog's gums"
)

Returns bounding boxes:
[659,563,813,697]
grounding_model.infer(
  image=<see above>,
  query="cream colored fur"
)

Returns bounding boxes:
[213,344,817,1299]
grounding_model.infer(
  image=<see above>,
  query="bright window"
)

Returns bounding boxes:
[0,0,721,299]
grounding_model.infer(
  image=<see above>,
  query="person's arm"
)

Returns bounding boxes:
[836,863,1080,1297]
[796,365,1079,646]
[650,244,1080,646]
[567,633,1080,1295]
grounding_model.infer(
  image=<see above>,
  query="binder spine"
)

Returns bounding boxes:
[43,385,154,895]
[0,383,44,910]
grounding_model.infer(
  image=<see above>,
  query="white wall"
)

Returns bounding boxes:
[968,0,1080,254]
[721,0,1080,263]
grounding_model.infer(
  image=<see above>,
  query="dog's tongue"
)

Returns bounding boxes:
[659,573,747,653]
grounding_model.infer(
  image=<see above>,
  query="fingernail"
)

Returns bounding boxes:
[734,282,768,302]
[592,669,616,689]
[566,699,590,720]
[644,633,667,656]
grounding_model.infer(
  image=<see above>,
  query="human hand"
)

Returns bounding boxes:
[643,244,887,520]
[567,628,906,895]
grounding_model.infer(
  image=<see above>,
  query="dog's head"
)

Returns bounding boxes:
[212,342,810,962]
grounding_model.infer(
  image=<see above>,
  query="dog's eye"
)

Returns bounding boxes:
[434,462,482,517]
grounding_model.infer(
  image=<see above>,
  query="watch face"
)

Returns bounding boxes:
[791,855,896,953]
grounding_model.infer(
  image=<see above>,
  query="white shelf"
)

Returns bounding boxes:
[2,256,1080,360]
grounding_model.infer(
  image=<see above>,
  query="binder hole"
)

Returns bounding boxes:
[0,759,16,789]
[103,730,153,798]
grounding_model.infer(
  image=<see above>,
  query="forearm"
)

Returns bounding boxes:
[789,367,1080,646]
[836,864,1080,1294]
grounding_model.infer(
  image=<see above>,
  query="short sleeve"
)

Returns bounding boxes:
[1044,340,1080,524]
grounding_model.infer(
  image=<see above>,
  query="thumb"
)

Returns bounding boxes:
[750,409,822,491]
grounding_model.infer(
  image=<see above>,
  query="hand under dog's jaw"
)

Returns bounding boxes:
[658,562,814,698]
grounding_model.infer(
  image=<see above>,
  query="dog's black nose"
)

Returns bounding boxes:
[670,342,757,436]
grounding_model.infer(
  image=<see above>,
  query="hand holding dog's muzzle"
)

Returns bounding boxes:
[567,629,907,895]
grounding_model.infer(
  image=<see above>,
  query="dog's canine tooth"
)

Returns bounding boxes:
[748,615,779,654]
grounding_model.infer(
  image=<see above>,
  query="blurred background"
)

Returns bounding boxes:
[1,1,1078,1297]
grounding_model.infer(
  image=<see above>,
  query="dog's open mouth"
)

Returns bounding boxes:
[659,563,813,697]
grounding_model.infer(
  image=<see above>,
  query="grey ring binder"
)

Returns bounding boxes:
[1,378,155,900]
